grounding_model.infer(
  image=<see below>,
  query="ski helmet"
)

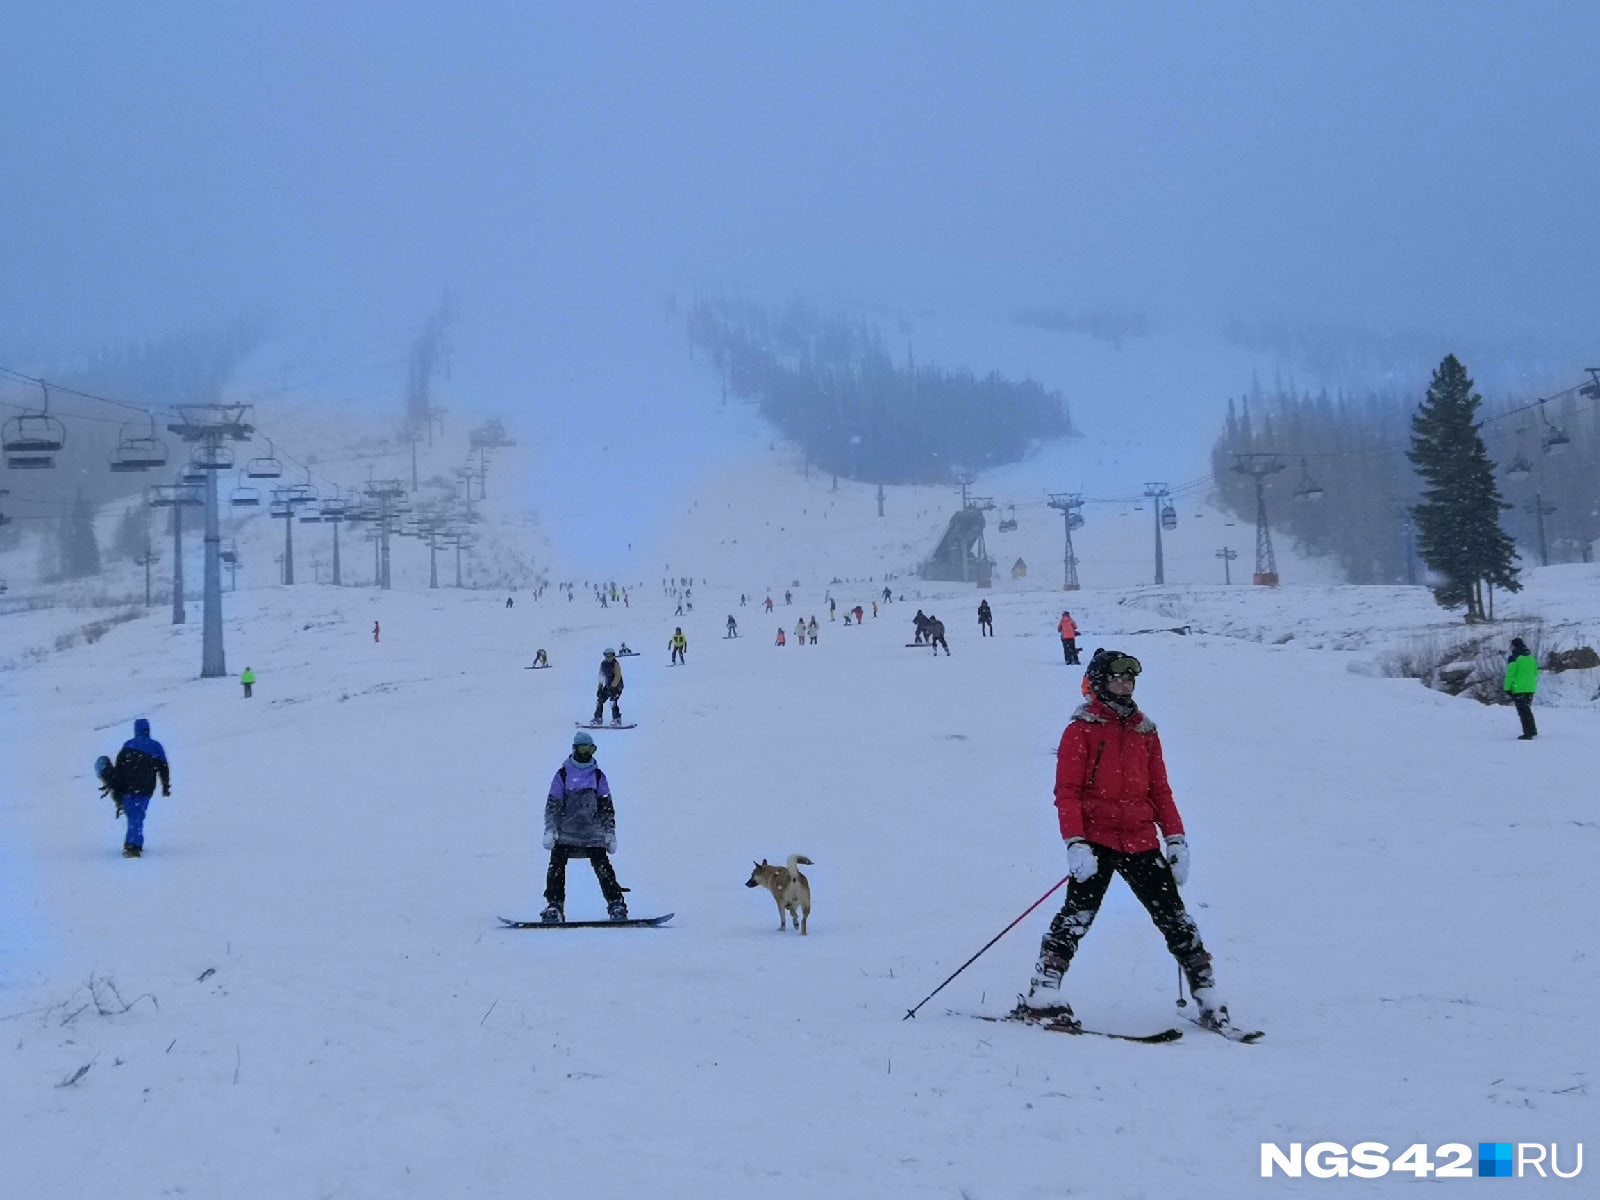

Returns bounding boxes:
[1085,648,1141,699]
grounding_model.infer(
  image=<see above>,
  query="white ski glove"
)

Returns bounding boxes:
[1165,835,1189,886]
[542,829,556,851]
[1065,837,1098,882]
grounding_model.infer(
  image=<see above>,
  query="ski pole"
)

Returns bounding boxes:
[902,874,1070,1020]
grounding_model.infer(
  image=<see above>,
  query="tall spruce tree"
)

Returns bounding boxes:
[56,486,103,579]
[1406,355,1519,620]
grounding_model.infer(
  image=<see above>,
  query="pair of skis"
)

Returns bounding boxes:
[955,1009,1263,1044]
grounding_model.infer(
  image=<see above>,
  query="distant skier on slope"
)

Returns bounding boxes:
[1057,611,1080,664]
[592,648,625,726]
[670,627,688,664]
[911,610,930,645]
[1017,649,1231,1033]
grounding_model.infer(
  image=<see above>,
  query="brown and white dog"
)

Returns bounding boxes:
[745,854,814,935]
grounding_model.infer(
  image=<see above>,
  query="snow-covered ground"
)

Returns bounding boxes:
[4,431,1596,1195]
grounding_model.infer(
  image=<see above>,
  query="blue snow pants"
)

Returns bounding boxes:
[123,793,152,849]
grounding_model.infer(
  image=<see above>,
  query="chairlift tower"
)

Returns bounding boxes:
[1144,483,1174,584]
[167,404,253,677]
[1047,492,1085,590]
[150,482,204,626]
[135,547,160,607]
[364,480,408,590]
[1230,453,1285,585]
[269,487,303,585]
[1527,493,1557,567]
[1215,546,1238,585]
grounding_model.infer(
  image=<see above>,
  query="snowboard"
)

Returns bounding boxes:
[616,651,640,657]
[576,721,638,730]
[499,913,673,929]
[524,664,553,670]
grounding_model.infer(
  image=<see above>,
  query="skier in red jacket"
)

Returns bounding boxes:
[1016,649,1228,1032]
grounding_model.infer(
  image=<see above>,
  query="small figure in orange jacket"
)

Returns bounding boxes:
[1016,649,1230,1034]
[1056,611,1079,664]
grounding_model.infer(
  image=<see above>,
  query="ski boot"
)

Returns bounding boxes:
[607,899,629,921]
[122,844,142,859]
[1010,955,1080,1031]
[539,903,563,924]
[1190,988,1231,1032]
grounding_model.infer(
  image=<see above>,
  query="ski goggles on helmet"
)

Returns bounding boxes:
[1104,654,1141,678]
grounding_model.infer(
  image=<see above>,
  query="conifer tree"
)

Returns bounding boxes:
[56,485,103,579]
[1406,355,1519,620]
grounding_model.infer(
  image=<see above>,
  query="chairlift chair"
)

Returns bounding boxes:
[193,443,235,471]
[1506,455,1533,481]
[2,382,67,468]
[108,415,170,472]
[1293,457,1325,502]
[230,477,262,507]
[245,439,285,479]
[1160,503,1178,530]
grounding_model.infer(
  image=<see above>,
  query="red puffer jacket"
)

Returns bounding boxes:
[1054,697,1184,853]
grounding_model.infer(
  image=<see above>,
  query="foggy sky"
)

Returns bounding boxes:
[3,0,1597,385]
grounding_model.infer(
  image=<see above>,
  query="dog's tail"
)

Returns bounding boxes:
[788,854,814,871]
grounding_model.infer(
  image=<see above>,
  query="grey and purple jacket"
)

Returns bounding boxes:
[545,757,617,850]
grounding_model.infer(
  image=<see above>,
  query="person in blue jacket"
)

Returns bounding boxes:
[112,717,171,858]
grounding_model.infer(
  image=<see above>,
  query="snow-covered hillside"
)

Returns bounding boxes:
[3,416,1596,1195]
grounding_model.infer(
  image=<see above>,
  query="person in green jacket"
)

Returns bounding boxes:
[1503,638,1537,740]
[241,666,256,699]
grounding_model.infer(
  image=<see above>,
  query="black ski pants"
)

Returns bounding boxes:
[594,685,622,722]
[1513,693,1538,738]
[1038,846,1214,992]
[545,844,625,906]
[979,618,993,637]
[1061,637,1079,664]
[930,635,949,655]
